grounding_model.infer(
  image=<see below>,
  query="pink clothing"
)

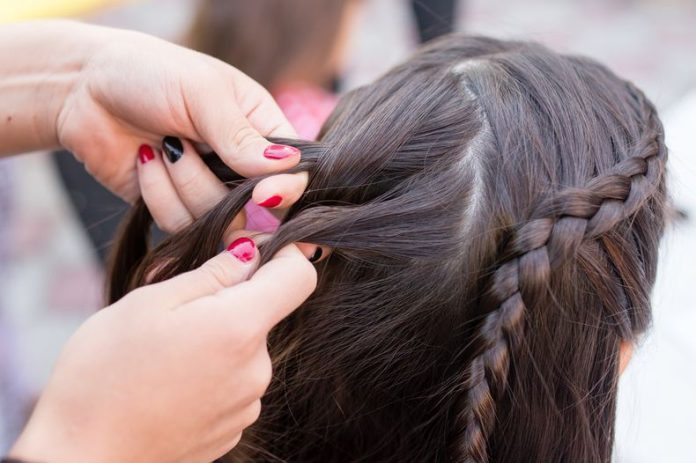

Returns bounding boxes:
[274,84,338,140]
[245,85,337,232]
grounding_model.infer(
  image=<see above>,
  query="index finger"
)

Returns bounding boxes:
[188,66,301,177]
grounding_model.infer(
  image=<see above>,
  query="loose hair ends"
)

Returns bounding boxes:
[105,198,151,303]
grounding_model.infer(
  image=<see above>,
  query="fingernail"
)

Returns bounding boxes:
[257,195,283,208]
[263,144,300,160]
[162,136,184,163]
[309,247,323,263]
[226,237,256,263]
[138,144,155,164]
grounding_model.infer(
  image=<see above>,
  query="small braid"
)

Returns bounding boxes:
[451,83,666,462]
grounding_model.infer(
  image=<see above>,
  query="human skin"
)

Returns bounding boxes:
[0,20,309,226]
[10,241,317,463]
[0,20,315,462]
[0,21,632,462]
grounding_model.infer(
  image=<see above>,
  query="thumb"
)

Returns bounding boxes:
[190,67,301,177]
[146,236,259,309]
[221,244,318,332]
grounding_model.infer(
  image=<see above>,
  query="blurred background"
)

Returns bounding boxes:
[0,0,695,461]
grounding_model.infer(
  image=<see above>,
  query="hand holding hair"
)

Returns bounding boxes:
[0,20,308,228]
[2,17,668,462]
[9,241,318,463]
[1,20,322,461]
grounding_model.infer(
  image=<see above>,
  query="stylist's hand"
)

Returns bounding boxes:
[10,240,317,463]
[58,24,307,228]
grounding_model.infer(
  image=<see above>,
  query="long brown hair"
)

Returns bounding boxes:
[108,35,668,462]
[188,0,352,89]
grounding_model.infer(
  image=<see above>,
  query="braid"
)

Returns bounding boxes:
[451,84,666,462]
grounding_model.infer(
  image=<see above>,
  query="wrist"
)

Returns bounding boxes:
[8,399,117,463]
[9,408,79,463]
[0,20,112,155]
[33,21,112,150]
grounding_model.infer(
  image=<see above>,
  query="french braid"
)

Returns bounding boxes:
[451,82,666,462]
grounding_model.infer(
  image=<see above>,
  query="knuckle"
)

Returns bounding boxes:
[242,400,262,427]
[227,433,243,450]
[201,258,236,292]
[228,322,260,348]
[231,124,262,154]
[249,357,273,394]
[172,168,201,196]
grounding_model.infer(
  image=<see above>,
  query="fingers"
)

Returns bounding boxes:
[235,78,297,139]
[188,68,302,177]
[221,229,272,251]
[161,137,234,220]
[138,137,309,235]
[251,172,308,210]
[138,140,246,233]
[137,144,193,233]
[142,236,260,309]
[207,398,262,460]
[237,399,263,430]
[210,244,318,332]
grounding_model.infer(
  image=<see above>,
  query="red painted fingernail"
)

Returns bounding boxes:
[138,144,155,164]
[257,195,282,208]
[263,144,300,160]
[226,237,256,263]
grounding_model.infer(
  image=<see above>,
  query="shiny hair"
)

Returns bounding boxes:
[108,35,667,462]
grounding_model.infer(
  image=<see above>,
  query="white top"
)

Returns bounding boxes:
[615,90,696,462]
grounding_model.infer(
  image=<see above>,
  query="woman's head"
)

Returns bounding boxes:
[108,35,667,462]
[188,0,357,89]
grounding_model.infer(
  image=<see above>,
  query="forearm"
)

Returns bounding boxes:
[0,21,106,157]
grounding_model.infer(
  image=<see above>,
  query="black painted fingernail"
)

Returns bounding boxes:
[162,136,183,163]
[309,247,323,263]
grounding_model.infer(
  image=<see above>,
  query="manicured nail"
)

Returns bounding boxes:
[309,247,323,263]
[162,136,183,163]
[138,144,155,164]
[257,195,282,208]
[226,237,256,263]
[263,144,300,160]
